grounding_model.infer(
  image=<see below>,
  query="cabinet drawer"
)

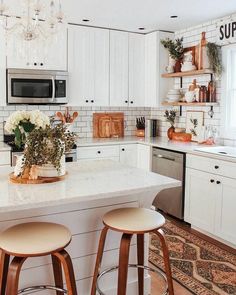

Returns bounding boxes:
[0,151,11,165]
[77,145,119,160]
[186,154,236,179]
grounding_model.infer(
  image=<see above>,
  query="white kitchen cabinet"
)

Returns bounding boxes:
[110,31,129,107]
[128,33,145,107]
[6,17,67,71]
[185,168,218,233]
[0,17,6,106]
[215,176,236,245]
[137,144,151,171]
[119,144,137,167]
[185,154,236,246]
[145,31,174,107]
[77,145,120,162]
[0,151,11,166]
[68,25,109,106]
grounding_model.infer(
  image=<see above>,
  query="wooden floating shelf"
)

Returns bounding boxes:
[161,69,213,78]
[162,102,219,107]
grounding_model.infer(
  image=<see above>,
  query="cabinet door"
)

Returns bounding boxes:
[110,31,129,107]
[129,33,145,107]
[68,26,109,106]
[215,177,236,245]
[119,144,137,167]
[184,168,219,233]
[0,18,6,106]
[137,144,151,171]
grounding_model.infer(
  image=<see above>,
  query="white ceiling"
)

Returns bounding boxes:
[5,0,236,33]
[63,0,236,33]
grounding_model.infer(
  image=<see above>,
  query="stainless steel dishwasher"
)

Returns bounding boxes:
[152,147,185,219]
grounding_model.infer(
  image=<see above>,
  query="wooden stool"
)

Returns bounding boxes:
[0,222,78,295]
[91,208,174,295]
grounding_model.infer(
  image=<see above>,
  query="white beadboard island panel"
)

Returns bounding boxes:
[0,160,179,295]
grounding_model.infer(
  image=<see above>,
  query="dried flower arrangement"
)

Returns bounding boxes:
[164,110,178,127]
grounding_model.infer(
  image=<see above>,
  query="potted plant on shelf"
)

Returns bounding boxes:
[161,37,184,73]
[206,42,223,79]
[164,110,177,139]
[136,117,145,137]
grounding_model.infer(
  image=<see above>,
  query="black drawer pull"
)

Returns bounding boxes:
[210,179,215,183]
[91,100,94,103]
[97,151,101,154]
[130,101,134,104]
[125,100,128,104]
[214,165,219,169]
[216,181,221,184]
[85,100,89,103]
[122,148,125,151]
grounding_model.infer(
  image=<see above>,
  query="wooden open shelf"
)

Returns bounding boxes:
[162,102,218,107]
[161,69,213,78]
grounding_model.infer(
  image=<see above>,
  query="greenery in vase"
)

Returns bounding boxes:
[164,110,177,127]
[4,110,50,148]
[23,123,75,173]
[161,37,184,61]
[206,42,223,78]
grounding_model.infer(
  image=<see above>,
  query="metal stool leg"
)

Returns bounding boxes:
[153,229,174,295]
[6,256,27,295]
[52,254,64,295]
[117,233,133,295]
[137,234,144,295]
[91,227,109,295]
[0,250,10,295]
[53,250,78,295]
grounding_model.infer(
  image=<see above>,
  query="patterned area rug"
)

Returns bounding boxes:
[149,220,236,295]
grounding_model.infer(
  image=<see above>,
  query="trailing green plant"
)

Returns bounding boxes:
[164,110,177,127]
[206,42,223,78]
[23,123,75,173]
[161,37,184,61]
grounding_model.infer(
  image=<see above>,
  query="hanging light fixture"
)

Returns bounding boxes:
[0,0,66,41]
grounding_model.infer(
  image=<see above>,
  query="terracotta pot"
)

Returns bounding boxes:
[174,60,182,73]
[172,132,192,142]
[136,129,145,137]
[167,126,175,140]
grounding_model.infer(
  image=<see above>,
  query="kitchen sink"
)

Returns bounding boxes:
[195,146,236,158]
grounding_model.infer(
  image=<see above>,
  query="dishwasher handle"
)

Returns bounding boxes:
[153,154,176,162]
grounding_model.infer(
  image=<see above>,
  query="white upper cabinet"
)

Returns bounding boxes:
[0,18,6,106]
[68,25,109,106]
[110,31,145,107]
[145,31,174,107]
[128,33,145,107]
[110,31,129,107]
[6,17,67,71]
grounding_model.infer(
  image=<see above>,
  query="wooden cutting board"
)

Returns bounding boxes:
[93,113,124,138]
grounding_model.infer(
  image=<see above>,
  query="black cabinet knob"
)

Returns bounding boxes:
[91,100,94,103]
[97,151,101,154]
[125,100,128,103]
[34,62,37,66]
[216,181,221,184]
[85,100,89,103]
[40,63,43,66]
[214,165,219,169]
[210,179,215,183]
[130,101,134,104]
[122,148,125,151]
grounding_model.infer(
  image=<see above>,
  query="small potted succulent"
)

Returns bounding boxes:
[161,37,184,72]
[136,117,145,137]
[164,110,177,139]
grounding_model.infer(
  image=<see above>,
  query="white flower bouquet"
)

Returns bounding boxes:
[5,110,50,148]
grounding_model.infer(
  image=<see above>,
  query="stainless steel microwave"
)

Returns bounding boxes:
[7,69,68,104]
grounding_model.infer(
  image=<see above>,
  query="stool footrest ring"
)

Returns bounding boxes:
[96,264,168,295]
[18,285,67,294]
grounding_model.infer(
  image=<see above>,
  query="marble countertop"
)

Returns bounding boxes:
[0,161,180,213]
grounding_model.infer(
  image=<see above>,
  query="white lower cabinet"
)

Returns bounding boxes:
[0,151,11,166]
[185,154,236,246]
[119,144,137,167]
[77,143,151,171]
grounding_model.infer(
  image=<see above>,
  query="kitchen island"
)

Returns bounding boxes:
[0,160,179,294]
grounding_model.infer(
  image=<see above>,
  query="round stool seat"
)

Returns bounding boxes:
[103,208,165,234]
[0,222,72,257]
